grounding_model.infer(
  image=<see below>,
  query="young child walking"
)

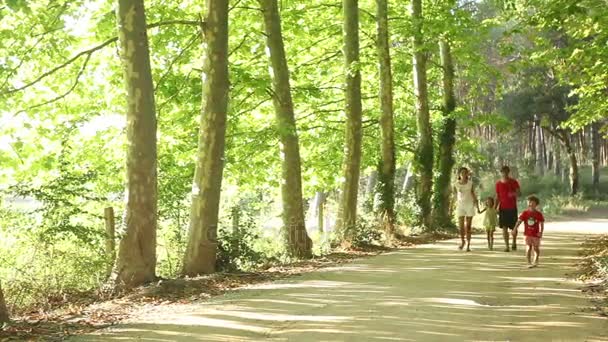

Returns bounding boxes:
[454,167,478,252]
[478,197,498,250]
[514,195,545,268]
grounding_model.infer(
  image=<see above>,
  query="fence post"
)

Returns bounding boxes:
[104,207,116,279]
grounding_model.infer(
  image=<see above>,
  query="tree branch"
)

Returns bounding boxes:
[1,19,205,96]
[15,53,92,114]
[155,33,200,91]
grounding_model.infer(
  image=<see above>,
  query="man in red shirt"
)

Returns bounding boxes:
[495,166,521,252]
[514,195,545,268]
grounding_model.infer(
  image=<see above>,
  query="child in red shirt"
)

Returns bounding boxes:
[514,195,545,268]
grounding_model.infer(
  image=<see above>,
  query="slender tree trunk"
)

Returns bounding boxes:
[316,191,326,233]
[336,0,364,243]
[0,281,9,323]
[555,142,561,177]
[114,0,158,288]
[259,0,312,258]
[535,117,544,175]
[432,40,456,230]
[592,122,601,187]
[182,0,229,276]
[365,171,378,208]
[375,0,396,236]
[562,131,579,196]
[411,0,433,229]
[547,131,554,171]
[531,120,537,170]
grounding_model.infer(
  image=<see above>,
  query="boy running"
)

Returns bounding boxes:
[514,196,545,268]
[495,166,521,252]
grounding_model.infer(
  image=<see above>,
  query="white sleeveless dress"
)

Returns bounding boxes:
[455,180,476,217]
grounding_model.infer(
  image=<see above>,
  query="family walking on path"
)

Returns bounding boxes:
[454,166,545,268]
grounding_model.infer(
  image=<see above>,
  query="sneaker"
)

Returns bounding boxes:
[527,264,535,269]
[504,248,510,252]
[512,244,517,251]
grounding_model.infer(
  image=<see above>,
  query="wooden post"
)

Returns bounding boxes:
[316,191,326,233]
[104,207,116,279]
[0,281,9,323]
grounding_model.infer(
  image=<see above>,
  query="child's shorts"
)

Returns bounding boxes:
[485,226,495,232]
[525,236,541,247]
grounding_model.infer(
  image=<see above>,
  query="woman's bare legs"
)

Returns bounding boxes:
[458,216,465,250]
[465,217,473,251]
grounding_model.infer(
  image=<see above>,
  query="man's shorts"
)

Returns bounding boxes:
[525,236,541,247]
[499,208,518,229]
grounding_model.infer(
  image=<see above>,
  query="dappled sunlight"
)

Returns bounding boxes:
[74,229,608,342]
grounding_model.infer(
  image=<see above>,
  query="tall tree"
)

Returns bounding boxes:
[432,40,457,229]
[411,0,433,229]
[0,281,9,323]
[259,0,312,258]
[557,130,580,195]
[336,0,364,243]
[182,0,230,276]
[375,0,396,236]
[591,122,601,187]
[114,0,158,288]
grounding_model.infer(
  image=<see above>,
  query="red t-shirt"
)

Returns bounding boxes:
[519,209,545,237]
[496,178,520,210]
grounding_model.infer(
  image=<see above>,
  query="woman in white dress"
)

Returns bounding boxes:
[454,167,478,251]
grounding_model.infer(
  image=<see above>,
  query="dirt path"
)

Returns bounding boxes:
[75,217,608,341]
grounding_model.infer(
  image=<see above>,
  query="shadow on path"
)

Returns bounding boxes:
[74,222,608,341]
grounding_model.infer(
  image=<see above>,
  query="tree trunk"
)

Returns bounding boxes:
[411,0,433,229]
[555,142,561,177]
[114,0,158,288]
[259,0,312,258]
[562,131,579,196]
[336,0,364,243]
[365,171,378,208]
[104,207,116,280]
[535,117,544,175]
[432,40,456,230]
[316,191,326,233]
[592,122,601,187]
[375,0,396,236]
[0,281,9,323]
[530,120,537,170]
[182,0,230,276]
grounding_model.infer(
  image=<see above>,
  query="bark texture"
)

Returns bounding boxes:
[337,0,364,243]
[376,0,396,236]
[0,281,9,323]
[592,122,600,187]
[114,0,158,289]
[562,131,579,196]
[432,40,457,230]
[182,0,230,276]
[411,0,433,229]
[259,0,312,258]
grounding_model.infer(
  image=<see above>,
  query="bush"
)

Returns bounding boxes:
[395,189,421,228]
[350,216,384,247]
[215,212,268,272]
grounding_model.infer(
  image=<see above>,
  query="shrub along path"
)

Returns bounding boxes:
[74,214,608,341]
